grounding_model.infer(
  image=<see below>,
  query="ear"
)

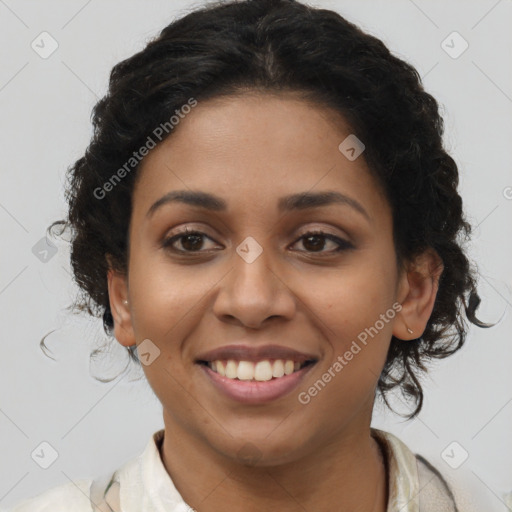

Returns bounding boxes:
[106,254,136,348]
[393,248,444,341]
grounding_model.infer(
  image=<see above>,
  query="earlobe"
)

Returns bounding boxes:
[106,255,136,348]
[393,249,443,341]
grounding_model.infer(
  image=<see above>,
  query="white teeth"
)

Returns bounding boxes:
[208,358,308,381]
[237,361,254,380]
[272,359,285,378]
[225,360,238,379]
[216,360,226,377]
[254,361,273,381]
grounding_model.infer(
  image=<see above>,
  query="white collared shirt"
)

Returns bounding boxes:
[5,428,485,511]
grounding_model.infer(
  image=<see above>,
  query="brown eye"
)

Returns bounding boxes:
[162,228,218,253]
[293,231,354,254]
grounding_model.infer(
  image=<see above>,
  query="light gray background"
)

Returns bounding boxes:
[1,0,511,510]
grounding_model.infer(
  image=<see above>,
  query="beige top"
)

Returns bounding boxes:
[6,428,481,511]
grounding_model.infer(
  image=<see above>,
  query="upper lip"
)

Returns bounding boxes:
[195,344,318,363]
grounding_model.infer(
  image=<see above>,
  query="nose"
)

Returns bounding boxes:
[212,246,296,329]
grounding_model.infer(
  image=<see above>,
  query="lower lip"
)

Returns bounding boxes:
[198,363,316,404]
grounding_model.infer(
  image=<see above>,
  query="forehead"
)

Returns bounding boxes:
[131,92,387,220]
[139,92,352,169]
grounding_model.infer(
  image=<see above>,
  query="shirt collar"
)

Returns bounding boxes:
[372,428,420,512]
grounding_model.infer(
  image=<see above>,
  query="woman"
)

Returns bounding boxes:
[9,0,489,510]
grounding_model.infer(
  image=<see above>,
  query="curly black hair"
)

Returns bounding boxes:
[44,0,489,419]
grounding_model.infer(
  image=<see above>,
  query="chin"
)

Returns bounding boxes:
[208,429,313,468]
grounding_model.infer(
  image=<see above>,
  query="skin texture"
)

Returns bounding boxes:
[107,93,443,512]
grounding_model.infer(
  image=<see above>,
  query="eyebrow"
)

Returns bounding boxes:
[146,190,370,221]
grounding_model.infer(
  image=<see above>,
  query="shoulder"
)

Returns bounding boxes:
[372,428,459,512]
[415,455,459,512]
[372,428,492,512]
[5,478,93,512]
[4,429,163,512]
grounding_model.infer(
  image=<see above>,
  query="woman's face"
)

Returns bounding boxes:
[110,92,414,465]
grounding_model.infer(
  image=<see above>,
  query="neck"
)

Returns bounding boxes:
[159,417,388,512]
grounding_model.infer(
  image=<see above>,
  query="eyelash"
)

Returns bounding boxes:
[161,228,354,256]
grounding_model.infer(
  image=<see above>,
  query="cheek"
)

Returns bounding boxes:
[128,258,211,406]
[313,257,397,328]
[128,249,211,340]
[304,251,398,378]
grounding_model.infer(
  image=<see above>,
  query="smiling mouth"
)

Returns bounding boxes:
[197,358,317,382]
